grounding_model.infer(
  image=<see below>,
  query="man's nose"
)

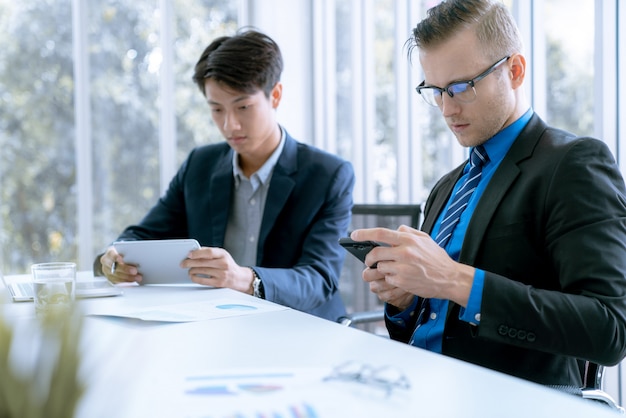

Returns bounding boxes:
[440,93,460,117]
[223,111,241,131]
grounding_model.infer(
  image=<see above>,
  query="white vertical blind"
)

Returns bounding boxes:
[613,0,625,405]
[348,0,362,202]
[595,0,618,157]
[510,0,533,105]
[159,0,177,196]
[72,0,93,270]
[530,0,548,118]
[360,0,377,202]
[394,0,411,202]
[613,0,626,169]
[312,0,337,153]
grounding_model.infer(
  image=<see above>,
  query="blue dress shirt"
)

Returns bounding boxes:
[388,108,533,353]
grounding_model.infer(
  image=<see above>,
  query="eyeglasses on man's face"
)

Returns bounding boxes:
[415,55,510,107]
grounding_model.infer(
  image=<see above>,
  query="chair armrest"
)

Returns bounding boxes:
[338,310,384,327]
[582,388,625,414]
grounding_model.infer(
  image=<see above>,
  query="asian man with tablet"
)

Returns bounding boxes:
[94,29,355,322]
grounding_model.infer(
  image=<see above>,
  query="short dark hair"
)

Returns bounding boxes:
[407,0,522,62]
[192,27,283,97]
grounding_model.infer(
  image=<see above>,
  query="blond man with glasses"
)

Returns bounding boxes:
[351,0,626,389]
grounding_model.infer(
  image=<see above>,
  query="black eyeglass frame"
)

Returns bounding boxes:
[415,55,511,106]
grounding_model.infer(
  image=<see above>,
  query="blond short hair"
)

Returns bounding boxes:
[408,0,523,62]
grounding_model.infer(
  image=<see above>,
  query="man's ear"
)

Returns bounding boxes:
[509,53,526,89]
[270,82,283,109]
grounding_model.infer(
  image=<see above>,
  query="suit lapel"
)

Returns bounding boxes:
[459,114,547,263]
[421,166,464,234]
[459,159,520,263]
[441,114,548,320]
[208,152,235,246]
[257,135,297,260]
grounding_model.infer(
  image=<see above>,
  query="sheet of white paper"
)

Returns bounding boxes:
[125,366,414,418]
[87,298,288,322]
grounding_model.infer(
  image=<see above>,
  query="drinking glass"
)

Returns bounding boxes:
[31,262,76,318]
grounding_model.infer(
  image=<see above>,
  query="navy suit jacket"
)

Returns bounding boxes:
[387,114,626,386]
[115,131,355,321]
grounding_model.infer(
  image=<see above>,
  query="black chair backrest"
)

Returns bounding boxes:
[583,361,603,390]
[339,204,422,334]
[350,204,422,230]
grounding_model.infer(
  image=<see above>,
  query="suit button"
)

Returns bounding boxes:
[527,332,536,342]
[508,328,518,338]
[516,330,527,340]
[498,325,508,336]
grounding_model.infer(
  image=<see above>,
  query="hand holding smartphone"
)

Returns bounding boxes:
[339,237,389,268]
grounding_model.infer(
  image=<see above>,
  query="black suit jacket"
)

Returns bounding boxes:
[387,114,626,386]
[113,131,355,321]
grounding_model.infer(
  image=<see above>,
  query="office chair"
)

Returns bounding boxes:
[579,361,624,413]
[337,204,422,335]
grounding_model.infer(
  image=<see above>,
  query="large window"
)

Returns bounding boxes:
[543,0,595,137]
[0,0,237,273]
[89,0,238,261]
[329,0,608,207]
[0,1,76,272]
[0,0,621,272]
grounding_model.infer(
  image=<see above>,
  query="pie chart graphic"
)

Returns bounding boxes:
[215,303,257,311]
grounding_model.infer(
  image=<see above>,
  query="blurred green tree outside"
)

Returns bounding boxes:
[0,0,596,274]
[0,0,237,273]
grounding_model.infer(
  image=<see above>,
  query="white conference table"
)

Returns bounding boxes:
[1,273,619,418]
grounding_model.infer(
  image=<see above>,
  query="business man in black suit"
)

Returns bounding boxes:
[96,29,355,321]
[351,0,626,387]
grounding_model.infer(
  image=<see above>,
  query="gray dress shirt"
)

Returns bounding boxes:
[223,128,286,266]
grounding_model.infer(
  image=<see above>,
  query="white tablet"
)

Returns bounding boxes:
[112,239,201,285]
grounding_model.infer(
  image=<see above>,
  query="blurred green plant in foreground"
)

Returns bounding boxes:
[0,310,84,418]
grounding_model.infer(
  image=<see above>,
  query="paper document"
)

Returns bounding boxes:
[87,298,288,322]
[126,365,414,417]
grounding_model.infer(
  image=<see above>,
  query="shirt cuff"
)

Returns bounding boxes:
[385,296,419,327]
[459,268,484,325]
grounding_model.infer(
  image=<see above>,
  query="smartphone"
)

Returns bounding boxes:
[339,237,389,268]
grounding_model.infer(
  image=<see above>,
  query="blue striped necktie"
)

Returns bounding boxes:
[414,146,489,344]
[435,145,489,249]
